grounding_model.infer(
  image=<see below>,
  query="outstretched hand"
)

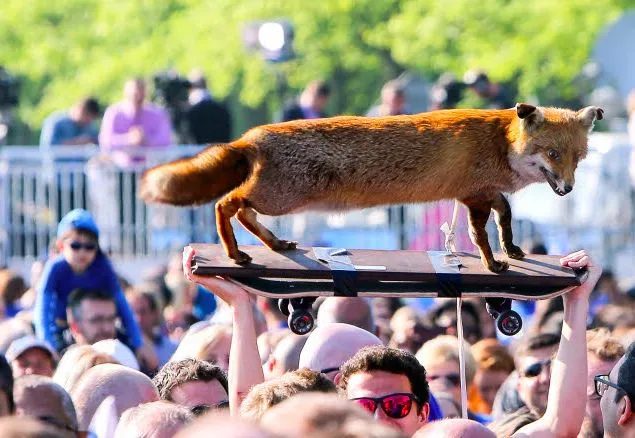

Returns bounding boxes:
[559,250,601,302]
[182,246,252,307]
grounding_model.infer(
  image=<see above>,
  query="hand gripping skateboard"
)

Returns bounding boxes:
[189,244,587,336]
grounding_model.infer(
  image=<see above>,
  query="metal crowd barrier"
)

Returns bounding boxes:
[0,136,634,285]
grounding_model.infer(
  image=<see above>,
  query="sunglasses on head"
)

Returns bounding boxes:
[190,400,230,416]
[428,373,461,387]
[522,359,552,378]
[68,241,97,251]
[351,393,420,419]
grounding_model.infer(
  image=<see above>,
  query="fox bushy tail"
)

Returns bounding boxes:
[139,142,250,206]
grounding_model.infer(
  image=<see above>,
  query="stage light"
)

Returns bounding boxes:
[243,20,295,63]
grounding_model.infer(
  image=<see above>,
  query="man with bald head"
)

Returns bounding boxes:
[14,375,78,438]
[299,322,382,384]
[414,419,495,437]
[317,297,377,335]
[263,333,308,380]
[114,401,193,438]
[70,363,159,433]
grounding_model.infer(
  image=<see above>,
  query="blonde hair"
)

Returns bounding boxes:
[240,368,337,422]
[586,328,625,361]
[416,335,477,384]
[53,345,119,393]
[170,324,232,364]
[471,339,515,374]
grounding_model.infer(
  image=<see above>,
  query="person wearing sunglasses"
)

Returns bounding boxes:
[580,329,625,438]
[504,250,601,438]
[595,341,635,438]
[339,345,430,437]
[33,209,144,365]
[153,359,229,413]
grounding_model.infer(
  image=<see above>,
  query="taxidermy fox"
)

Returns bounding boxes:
[140,103,603,273]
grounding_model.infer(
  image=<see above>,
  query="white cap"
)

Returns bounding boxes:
[91,339,139,371]
[6,336,59,363]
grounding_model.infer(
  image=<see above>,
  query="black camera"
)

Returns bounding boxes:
[0,67,20,108]
[152,70,191,108]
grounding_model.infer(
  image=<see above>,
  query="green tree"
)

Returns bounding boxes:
[0,0,628,138]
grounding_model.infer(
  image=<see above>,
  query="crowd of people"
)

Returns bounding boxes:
[0,205,632,437]
[0,70,632,437]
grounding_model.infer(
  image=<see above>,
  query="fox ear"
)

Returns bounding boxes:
[516,102,544,131]
[577,106,604,130]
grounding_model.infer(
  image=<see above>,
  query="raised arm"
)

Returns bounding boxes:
[182,246,264,415]
[513,250,601,438]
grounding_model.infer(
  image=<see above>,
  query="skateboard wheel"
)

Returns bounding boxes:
[289,309,315,335]
[278,299,290,317]
[497,310,522,336]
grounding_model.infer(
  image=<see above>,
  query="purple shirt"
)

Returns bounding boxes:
[99,102,173,168]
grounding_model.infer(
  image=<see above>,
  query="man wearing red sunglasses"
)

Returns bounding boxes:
[339,345,430,437]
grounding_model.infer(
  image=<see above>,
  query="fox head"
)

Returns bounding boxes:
[509,103,603,196]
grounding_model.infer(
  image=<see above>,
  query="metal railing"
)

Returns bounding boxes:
[1,134,634,284]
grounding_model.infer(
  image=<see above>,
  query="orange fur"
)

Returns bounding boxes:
[139,103,602,272]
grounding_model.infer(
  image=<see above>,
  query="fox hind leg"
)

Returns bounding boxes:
[491,193,525,260]
[463,198,509,273]
[236,207,297,251]
[215,195,252,264]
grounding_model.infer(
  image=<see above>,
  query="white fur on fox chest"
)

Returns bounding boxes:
[507,152,548,192]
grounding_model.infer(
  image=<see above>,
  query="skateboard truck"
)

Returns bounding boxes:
[278,297,317,335]
[485,298,523,336]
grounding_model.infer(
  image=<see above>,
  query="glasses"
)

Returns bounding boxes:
[594,375,626,398]
[68,241,98,251]
[84,315,117,325]
[190,400,230,416]
[428,373,461,387]
[319,366,340,375]
[522,359,552,378]
[351,393,420,419]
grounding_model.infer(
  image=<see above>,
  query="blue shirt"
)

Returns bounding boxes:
[39,111,98,149]
[34,252,143,351]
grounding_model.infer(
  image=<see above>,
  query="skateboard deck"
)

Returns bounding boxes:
[190,244,587,301]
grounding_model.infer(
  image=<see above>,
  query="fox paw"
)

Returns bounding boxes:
[232,250,252,265]
[487,259,509,273]
[272,240,298,251]
[505,245,525,260]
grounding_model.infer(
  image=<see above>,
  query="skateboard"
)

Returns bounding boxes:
[190,244,587,336]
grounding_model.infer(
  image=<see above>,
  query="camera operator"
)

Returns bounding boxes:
[185,70,232,145]
[0,67,31,146]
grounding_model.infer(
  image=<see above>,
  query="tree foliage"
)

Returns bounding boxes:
[0,0,628,134]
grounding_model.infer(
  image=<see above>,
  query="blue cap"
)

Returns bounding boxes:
[57,209,99,238]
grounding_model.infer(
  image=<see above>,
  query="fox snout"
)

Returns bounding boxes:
[539,166,574,196]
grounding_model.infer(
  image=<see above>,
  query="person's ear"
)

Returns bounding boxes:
[334,372,342,386]
[419,402,430,423]
[618,395,633,426]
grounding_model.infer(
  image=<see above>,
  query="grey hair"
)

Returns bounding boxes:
[114,401,193,438]
[14,375,78,431]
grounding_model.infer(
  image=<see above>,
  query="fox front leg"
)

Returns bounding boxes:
[491,193,525,260]
[463,198,509,273]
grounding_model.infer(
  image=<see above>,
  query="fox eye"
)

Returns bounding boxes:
[548,149,560,161]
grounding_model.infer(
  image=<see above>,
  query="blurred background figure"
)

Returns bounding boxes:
[279,80,331,122]
[185,69,232,145]
[367,79,410,116]
[39,97,100,148]
[463,70,514,109]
